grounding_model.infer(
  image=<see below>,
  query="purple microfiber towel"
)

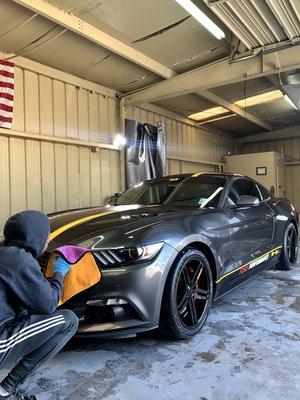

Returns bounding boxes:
[54,245,91,264]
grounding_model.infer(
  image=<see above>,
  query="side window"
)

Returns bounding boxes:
[227,179,261,205]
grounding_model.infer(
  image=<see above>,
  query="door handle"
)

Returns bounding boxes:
[265,211,273,220]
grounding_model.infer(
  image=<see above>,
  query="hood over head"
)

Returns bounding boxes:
[4,210,50,258]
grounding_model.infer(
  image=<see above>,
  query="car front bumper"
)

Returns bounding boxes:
[62,242,177,338]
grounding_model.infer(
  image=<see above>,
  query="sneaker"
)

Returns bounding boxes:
[10,390,37,400]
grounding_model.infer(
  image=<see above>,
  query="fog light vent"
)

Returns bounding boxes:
[86,298,128,307]
[106,299,128,306]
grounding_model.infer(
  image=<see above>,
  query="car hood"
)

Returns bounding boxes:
[47,204,210,251]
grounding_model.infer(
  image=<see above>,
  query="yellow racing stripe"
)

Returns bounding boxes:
[191,172,204,178]
[216,245,283,284]
[49,211,114,241]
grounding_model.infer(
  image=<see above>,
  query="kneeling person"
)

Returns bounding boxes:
[0,211,78,400]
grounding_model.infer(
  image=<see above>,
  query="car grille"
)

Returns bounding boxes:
[93,250,124,266]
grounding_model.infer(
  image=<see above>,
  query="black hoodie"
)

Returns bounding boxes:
[0,210,64,326]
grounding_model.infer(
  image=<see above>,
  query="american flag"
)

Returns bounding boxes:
[0,59,14,129]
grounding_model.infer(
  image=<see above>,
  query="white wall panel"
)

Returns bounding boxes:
[39,75,54,135]
[26,140,42,210]
[0,136,122,233]
[90,151,102,207]
[9,138,26,215]
[0,60,232,234]
[41,142,56,214]
[10,65,119,142]
[66,84,78,139]
[0,63,122,233]
[239,137,300,211]
[53,81,66,138]
[78,90,89,141]
[67,145,79,209]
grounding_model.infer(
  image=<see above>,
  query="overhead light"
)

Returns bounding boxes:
[174,0,225,40]
[284,94,297,110]
[235,90,283,108]
[197,114,236,124]
[188,106,229,121]
[188,90,283,121]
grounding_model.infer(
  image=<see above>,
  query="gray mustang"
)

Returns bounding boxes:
[40,173,298,339]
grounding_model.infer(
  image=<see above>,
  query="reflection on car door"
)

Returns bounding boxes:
[226,178,274,277]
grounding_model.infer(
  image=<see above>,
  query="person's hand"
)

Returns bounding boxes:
[53,256,71,276]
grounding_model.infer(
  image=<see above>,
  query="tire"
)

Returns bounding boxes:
[159,248,214,339]
[276,223,298,270]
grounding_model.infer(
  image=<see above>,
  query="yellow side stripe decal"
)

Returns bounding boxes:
[216,245,283,284]
[49,211,114,241]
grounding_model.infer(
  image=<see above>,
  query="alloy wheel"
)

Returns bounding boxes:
[286,226,298,264]
[175,257,211,328]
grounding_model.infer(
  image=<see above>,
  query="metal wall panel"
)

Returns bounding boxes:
[11,65,119,141]
[239,138,300,211]
[126,104,234,175]
[0,64,121,233]
[0,62,233,233]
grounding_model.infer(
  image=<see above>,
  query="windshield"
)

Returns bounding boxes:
[115,178,184,206]
[115,175,226,208]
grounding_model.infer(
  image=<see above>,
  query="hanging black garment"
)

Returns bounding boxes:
[125,119,166,188]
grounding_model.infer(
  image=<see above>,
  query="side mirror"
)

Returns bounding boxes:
[237,195,260,207]
[106,192,121,206]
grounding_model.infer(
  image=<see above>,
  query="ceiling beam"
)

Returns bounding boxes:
[238,124,300,144]
[128,102,234,138]
[11,0,175,79]
[122,45,300,104]
[198,90,274,131]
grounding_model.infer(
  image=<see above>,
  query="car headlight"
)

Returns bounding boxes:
[118,243,164,262]
[78,238,164,266]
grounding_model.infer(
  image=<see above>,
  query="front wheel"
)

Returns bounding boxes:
[276,223,298,270]
[160,248,214,339]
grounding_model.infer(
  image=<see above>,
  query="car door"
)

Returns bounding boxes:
[226,177,275,275]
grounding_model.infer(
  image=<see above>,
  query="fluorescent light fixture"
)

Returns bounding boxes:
[235,90,283,108]
[197,114,236,124]
[284,94,297,110]
[188,90,283,121]
[188,106,229,121]
[174,0,225,40]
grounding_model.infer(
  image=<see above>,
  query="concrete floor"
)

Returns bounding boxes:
[1,261,299,400]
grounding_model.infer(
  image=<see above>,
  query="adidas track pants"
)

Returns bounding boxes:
[0,310,78,392]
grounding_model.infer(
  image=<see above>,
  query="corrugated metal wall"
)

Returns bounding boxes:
[239,138,300,210]
[0,64,122,232]
[0,61,235,233]
[125,104,234,175]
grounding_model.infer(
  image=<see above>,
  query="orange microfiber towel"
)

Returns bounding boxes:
[45,246,101,306]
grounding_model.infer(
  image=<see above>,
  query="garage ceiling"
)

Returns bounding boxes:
[0,0,299,137]
[206,0,300,52]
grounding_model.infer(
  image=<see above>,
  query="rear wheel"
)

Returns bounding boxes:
[276,223,298,270]
[160,248,213,339]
